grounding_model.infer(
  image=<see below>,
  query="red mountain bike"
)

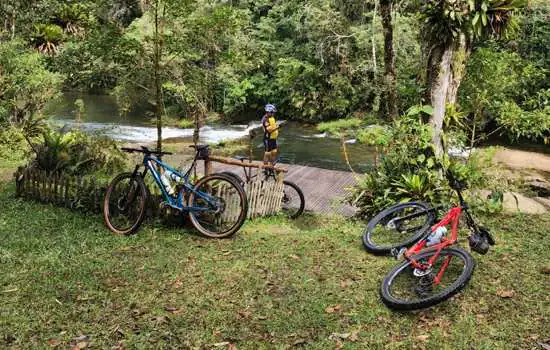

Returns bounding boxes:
[364,171,495,310]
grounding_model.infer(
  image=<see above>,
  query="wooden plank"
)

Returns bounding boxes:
[208,155,288,173]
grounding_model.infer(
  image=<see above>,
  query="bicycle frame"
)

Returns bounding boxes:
[234,158,278,183]
[404,206,463,285]
[133,154,217,213]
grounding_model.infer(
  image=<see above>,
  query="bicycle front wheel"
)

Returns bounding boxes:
[363,202,435,255]
[103,172,148,235]
[281,180,305,219]
[380,247,475,311]
[188,174,248,238]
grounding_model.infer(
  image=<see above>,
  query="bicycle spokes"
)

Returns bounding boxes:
[191,177,245,235]
[388,251,465,302]
[106,177,146,232]
[371,205,432,247]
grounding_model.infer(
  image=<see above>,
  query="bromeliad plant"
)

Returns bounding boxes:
[31,130,126,177]
[351,110,447,218]
[351,105,493,218]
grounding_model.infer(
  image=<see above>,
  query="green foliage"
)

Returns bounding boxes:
[459,46,549,142]
[51,24,142,90]
[391,173,441,203]
[496,101,550,141]
[0,40,63,124]
[421,0,527,46]
[317,118,363,134]
[178,118,194,128]
[518,0,550,73]
[351,112,495,218]
[356,125,392,146]
[351,114,441,217]
[32,130,126,176]
[0,127,28,163]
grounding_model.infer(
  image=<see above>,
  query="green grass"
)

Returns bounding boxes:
[317,118,364,135]
[0,183,548,349]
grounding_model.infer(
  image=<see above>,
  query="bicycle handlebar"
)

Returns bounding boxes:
[121,146,173,156]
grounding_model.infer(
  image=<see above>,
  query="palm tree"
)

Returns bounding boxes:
[420,0,527,155]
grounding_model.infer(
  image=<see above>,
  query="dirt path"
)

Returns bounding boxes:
[494,148,550,172]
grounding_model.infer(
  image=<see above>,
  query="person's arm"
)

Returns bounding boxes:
[266,118,278,133]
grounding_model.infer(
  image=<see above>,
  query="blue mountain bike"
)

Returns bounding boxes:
[103,145,248,238]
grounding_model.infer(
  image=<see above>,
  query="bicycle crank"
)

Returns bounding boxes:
[415,273,435,298]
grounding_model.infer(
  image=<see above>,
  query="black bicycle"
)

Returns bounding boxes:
[216,156,305,219]
[103,145,248,238]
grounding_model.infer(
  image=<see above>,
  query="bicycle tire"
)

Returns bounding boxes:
[282,180,305,219]
[380,247,475,311]
[188,173,248,238]
[103,172,148,235]
[363,202,435,255]
[215,171,245,187]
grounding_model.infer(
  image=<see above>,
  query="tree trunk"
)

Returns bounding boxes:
[446,34,471,105]
[426,34,471,156]
[380,0,398,119]
[429,45,453,156]
[153,0,163,152]
[371,0,378,74]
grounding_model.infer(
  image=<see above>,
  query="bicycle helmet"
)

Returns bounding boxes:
[265,104,277,113]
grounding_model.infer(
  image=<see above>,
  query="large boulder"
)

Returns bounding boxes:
[502,192,549,214]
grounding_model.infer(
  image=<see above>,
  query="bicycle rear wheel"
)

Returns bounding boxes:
[103,172,148,235]
[363,202,435,255]
[215,171,244,186]
[281,180,305,218]
[380,247,475,311]
[188,174,248,238]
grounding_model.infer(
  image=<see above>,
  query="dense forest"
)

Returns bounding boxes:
[1,0,549,213]
[1,0,548,126]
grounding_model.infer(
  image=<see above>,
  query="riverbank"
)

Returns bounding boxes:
[494,148,550,173]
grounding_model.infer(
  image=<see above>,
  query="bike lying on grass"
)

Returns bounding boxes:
[363,171,495,310]
[216,155,305,219]
[103,145,248,238]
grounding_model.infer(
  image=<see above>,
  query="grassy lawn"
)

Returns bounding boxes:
[0,182,548,349]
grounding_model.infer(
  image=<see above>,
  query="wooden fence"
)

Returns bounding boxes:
[244,176,285,219]
[13,165,286,219]
[14,166,105,212]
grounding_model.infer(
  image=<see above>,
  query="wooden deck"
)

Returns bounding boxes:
[207,161,361,217]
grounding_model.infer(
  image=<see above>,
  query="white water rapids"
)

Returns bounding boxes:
[53,119,264,144]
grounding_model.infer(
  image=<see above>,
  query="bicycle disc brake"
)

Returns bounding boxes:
[386,217,401,231]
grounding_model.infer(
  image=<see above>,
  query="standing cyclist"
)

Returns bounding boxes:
[262,104,280,165]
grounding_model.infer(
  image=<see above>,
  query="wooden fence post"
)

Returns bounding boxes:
[204,159,212,177]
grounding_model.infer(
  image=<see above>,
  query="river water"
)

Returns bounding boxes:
[46,93,376,172]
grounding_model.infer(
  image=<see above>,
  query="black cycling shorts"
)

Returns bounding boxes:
[264,138,277,152]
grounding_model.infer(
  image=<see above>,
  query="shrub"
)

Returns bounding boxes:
[350,114,495,218]
[32,130,126,177]
[0,40,63,124]
[0,127,29,163]
[317,118,363,135]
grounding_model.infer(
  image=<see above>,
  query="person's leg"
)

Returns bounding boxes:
[270,148,278,165]
[263,138,270,164]
[268,139,277,165]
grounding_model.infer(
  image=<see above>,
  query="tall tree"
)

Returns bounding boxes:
[421,0,526,155]
[380,0,398,119]
[153,0,164,151]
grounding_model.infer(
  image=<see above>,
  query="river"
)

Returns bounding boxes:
[46,93,376,172]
